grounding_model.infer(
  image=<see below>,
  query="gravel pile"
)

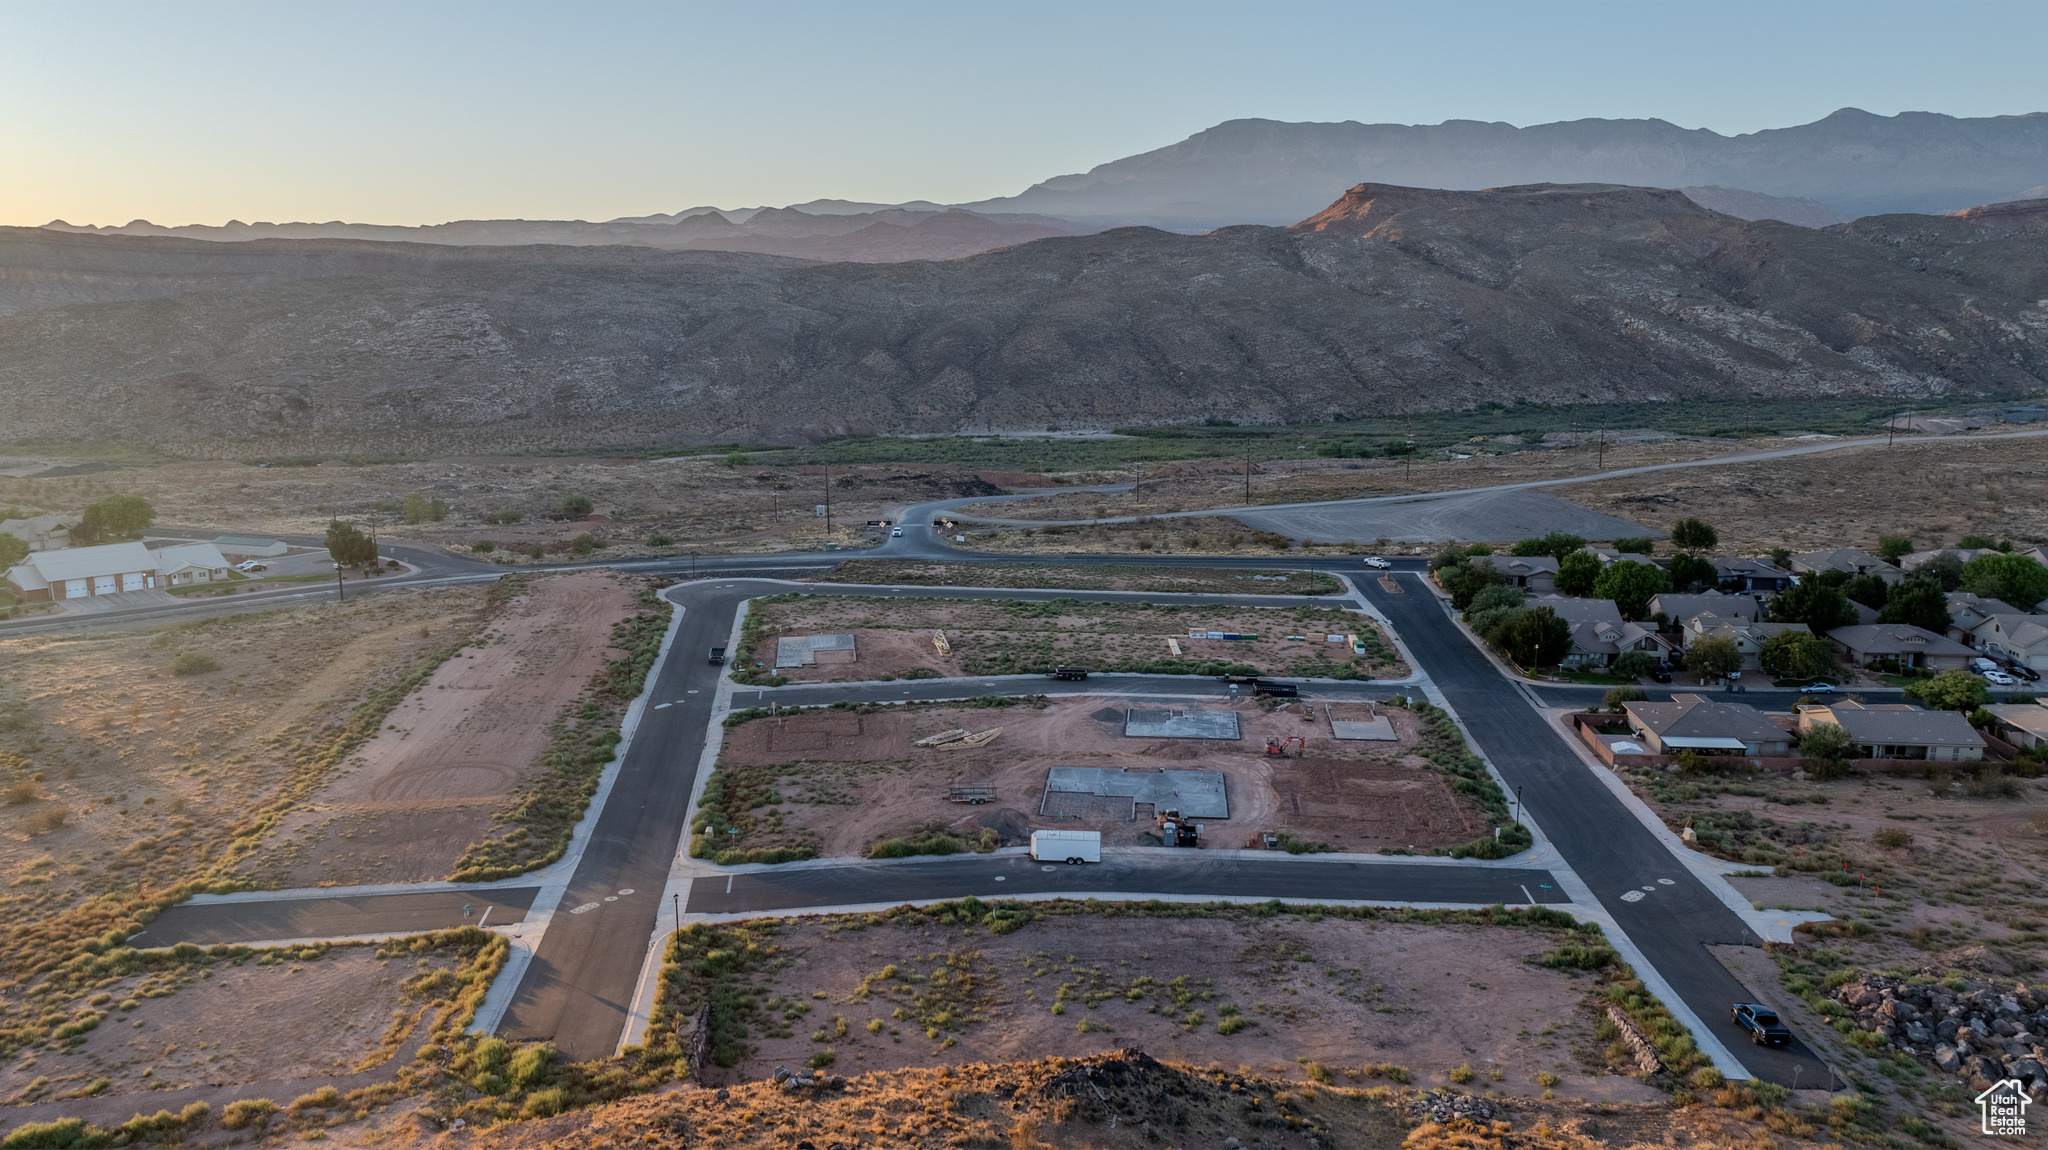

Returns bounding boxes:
[1417,1091,1497,1123]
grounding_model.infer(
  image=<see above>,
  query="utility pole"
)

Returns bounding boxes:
[1596,425,1606,471]
[1134,460,1143,499]
[823,458,832,537]
[691,551,698,579]
[335,565,344,603]
[1243,448,1252,503]
[1404,415,1415,484]
[672,892,681,949]
[1514,785,1524,827]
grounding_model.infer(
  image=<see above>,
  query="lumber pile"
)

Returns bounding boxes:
[933,630,951,656]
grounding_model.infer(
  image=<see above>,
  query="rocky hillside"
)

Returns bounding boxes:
[964,109,2048,228]
[2,183,2046,454]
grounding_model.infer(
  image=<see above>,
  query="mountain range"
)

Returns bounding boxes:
[4,182,2044,453]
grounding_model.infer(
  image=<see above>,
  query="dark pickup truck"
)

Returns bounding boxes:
[707,646,726,665]
[1730,1003,1791,1046]
[1046,666,1089,681]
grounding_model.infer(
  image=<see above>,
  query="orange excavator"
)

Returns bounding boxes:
[1263,735,1305,758]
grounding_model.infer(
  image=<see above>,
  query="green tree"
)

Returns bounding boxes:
[72,494,156,544]
[1603,685,1648,712]
[1957,534,2005,551]
[1876,535,1914,564]
[1962,552,2048,609]
[0,532,26,570]
[1906,669,1991,712]
[1554,551,1601,597]
[403,492,430,525]
[1465,583,1525,617]
[1841,573,1891,611]
[1685,636,1743,680]
[1668,552,1718,592]
[324,520,377,568]
[1497,606,1572,669]
[726,451,754,466]
[1768,581,1859,632]
[1878,578,1953,633]
[1592,560,1671,621]
[1671,518,1718,552]
[1511,532,1586,561]
[1799,721,1854,779]
[1758,630,1833,681]
[553,492,595,521]
[1915,550,1966,591]
[569,533,602,556]
[1613,537,1654,555]
[1440,558,1508,611]
[1467,605,1523,646]
[1769,547,1792,569]
[1611,650,1659,681]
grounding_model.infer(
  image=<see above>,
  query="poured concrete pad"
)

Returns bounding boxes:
[1124,708,1241,740]
[1331,718,1398,741]
[1232,488,1654,545]
[776,633,857,668]
[1041,767,1229,820]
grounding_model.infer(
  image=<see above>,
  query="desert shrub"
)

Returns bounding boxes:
[1448,1063,1476,1083]
[171,652,221,676]
[569,532,602,556]
[552,492,594,520]
[521,1087,568,1119]
[1536,942,1617,971]
[646,534,673,546]
[1305,1061,1332,1083]
[484,506,524,524]
[1216,1015,1252,1035]
[21,806,67,835]
[0,1118,95,1148]
[2,780,36,805]
[471,540,496,553]
[1872,828,1914,849]
[902,666,943,679]
[1603,686,1648,712]
[289,1085,341,1111]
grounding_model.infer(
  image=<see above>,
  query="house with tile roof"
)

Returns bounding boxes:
[1791,548,1905,585]
[1649,591,1761,628]
[1531,597,1671,668]
[1622,694,1794,757]
[1797,701,1985,762]
[1982,703,2048,750]
[1708,556,1795,594]
[1476,555,1558,593]
[1825,623,1976,670]
[1969,614,2048,671]
[1680,617,1813,672]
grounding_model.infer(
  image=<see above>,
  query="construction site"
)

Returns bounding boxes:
[707,693,1495,860]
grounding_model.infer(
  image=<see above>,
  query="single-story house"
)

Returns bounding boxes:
[149,542,234,587]
[0,513,71,552]
[1681,617,1812,671]
[3,541,160,601]
[1946,592,2019,644]
[1969,614,2048,671]
[1982,703,2048,749]
[1649,591,1761,628]
[1900,548,1990,572]
[212,535,289,558]
[1477,555,1558,593]
[1531,597,1671,668]
[1580,546,1628,566]
[1708,556,1794,594]
[1622,694,1794,756]
[1825,623,1976,670]
[1797,701,1986,762]
[1791,548,1905,585]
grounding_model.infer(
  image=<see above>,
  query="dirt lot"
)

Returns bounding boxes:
[819,561,1342,596]
[668,909,1657,1104]
[0,588,488,937]
[0,457,1004,560]
[1560,435,2048,554]
[740,597,1405,683]
[234,572,641,888]
[708,696,1485,859]
[1616,756,2048,967]
[0,944,455,1106]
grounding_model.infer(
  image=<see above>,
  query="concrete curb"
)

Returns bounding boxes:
[676,890,1554,927]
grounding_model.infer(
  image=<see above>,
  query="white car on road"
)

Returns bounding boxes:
[1361,556,1391,569]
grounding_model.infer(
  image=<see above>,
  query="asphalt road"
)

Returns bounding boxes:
[141,886,541,946]
[689,853,1569,915]
[1360,573,1829,1085]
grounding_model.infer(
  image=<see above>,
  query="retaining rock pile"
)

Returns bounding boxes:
[1418,1091,1497,1123]
[1832,974,2048,1093]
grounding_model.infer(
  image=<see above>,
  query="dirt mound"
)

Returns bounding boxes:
[1091,707,1126,723]
[1140,741,1206,760]
[974,806,1032,843]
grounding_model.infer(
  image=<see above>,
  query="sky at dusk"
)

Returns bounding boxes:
[5,0,2045,227]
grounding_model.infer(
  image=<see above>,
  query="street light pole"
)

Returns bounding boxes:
[1515,785,1524,827]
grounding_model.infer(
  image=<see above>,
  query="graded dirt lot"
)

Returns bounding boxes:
[819,561,1341,596]
[663,910,1657,1103]
[740,596,1405,683]
[0,589,487,939]
[1559,435,2048,554]
[0,944,455,1106]
[709,696,1485,858]
[236,572,642,888]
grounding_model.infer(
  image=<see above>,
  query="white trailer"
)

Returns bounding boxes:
[1030,829,1101,864]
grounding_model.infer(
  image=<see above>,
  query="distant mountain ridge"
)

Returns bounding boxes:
[4,181,2046,454]
[960,109,2048,227]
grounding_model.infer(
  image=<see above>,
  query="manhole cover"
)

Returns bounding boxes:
[1040,865,1059,872]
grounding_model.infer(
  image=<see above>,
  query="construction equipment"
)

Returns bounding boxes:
[1218,673,1300,698]
[1264,735,1305,758]
[1046,665,1089,681]
[932,630,951,657]
[1155,808,1200,848]
[948,785,996,805]
[1247,832,1281,850]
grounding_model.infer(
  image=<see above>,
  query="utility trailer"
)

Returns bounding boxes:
[1046,666,1090,681]
[1030,829,1100,864]
[947,785,997,805]
[1219,674,1300,698]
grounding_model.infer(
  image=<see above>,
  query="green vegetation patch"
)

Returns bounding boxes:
[1398,699,1532,859]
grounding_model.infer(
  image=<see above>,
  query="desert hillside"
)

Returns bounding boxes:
[2,183,2045,452]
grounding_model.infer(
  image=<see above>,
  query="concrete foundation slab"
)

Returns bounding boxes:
[1331,718,1398,741]
[1041,767,1230,820]
[1124,708,1241,740]
[776,634,857,668]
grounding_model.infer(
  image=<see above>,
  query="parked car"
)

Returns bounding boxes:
[1651,666,1673,683]
[1803,682,1837,694]
[1971,657,2001,674]
[891,527,902,536]
[2012,664,2041,682]
[233,561,268,573]
[1984,669,2020,686]
[1361,556,1391,569]
[1730,1003,1792,1046]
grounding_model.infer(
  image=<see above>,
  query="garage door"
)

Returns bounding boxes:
[121,572,148,592]
[92,576,116,596]
[63,579,87,598]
